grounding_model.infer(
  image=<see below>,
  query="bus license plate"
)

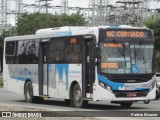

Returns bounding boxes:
[127,93,137,97]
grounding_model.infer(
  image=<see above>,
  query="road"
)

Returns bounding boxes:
[0,87,160,119]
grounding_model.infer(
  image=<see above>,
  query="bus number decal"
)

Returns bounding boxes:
[70,38,77,43]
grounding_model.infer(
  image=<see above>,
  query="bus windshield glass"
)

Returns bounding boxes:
[100,42,154,74]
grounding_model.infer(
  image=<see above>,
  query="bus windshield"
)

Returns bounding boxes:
[100,42,154,74]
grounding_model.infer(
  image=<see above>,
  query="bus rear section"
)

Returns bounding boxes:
[92,27,156,107]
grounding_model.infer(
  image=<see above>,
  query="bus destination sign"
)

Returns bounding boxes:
[106,30,148,38]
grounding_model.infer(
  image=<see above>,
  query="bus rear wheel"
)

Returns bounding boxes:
[73,84,88,108]
[120,102,133,108]
[24,81,39,103]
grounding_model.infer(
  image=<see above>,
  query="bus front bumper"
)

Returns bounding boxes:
[93,84,156,101]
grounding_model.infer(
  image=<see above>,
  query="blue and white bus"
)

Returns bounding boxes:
[3,25,156,108]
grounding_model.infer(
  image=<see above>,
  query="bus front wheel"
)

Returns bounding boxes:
[73,84,88,108]
[24,81,36,103]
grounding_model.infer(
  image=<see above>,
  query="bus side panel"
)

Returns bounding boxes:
[3,64,39,96]
[3,64,24,94]
[32,83,39,96]
[48,64,58,98]
[48,64,82,99]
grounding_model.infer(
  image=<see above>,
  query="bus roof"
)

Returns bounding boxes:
[4,25,150,42]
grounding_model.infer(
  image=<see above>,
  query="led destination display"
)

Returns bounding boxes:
[106,31,146,38]
[99,29,154,40]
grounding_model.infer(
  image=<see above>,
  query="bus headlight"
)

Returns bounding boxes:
[99,81,112,93]
[149,82,156,91]
[157,82,160,88]
[105,85,112,93]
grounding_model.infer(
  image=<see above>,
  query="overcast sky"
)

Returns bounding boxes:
[22,0,160,9]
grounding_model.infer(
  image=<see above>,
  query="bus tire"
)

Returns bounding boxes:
[143,100,150,104]
[120,102,133,108]
[24,81,36,103]
[73,84,88,108]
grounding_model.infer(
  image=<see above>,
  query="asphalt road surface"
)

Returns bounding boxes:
[0,87,160,118]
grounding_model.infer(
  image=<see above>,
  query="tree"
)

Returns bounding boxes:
[144,14,160,71]
[16,12,86,35]
[0,28,16,72]
[144,15,160,51]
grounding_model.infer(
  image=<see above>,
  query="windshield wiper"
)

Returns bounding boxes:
[112,39,125,56]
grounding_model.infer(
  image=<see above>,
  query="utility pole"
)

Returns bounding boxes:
[114,0,150,26]
[16,0,23,20]
[45,0,48,13]
[61,0,68,14]
[89,0,109,26]
[35,0,52,13]
[0,0,7,34]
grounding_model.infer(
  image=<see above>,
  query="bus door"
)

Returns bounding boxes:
[39,41,49,96]
[82,35,96,98]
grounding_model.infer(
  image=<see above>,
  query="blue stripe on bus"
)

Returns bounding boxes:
[98,74,124,90]
[98,74,149,91]
[11,77,32,81]
[56,31,72,37]
[108,26,121,29]
[55,64,69,90]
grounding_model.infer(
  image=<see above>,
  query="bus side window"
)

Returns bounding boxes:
[65,39,82,63]
[16,40,39,64]
[5,41,16,64]
[50,38,65,63]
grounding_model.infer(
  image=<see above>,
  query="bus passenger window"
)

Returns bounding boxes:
[5,42,16,55]
[65,41,82,63]
[50,39,65,63]
[5,41,16,64]
[16,40,39,64]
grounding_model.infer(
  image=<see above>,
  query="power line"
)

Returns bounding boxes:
[0,0,7,34]
[1,0,159,33]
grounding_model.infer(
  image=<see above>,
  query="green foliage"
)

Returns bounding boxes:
[156,53,160,72]
[144,14,160,71]
[0,28,16,72]
[0,27,16,48]
[16,12,86,35]
[144,15,160,51]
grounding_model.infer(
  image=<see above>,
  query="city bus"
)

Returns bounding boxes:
[3,25,156,108]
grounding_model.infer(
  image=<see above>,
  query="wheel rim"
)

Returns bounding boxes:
[26,85,31,100]
[74,89,81,104]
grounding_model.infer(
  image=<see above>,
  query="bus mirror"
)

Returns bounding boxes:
[95,47,101,65]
